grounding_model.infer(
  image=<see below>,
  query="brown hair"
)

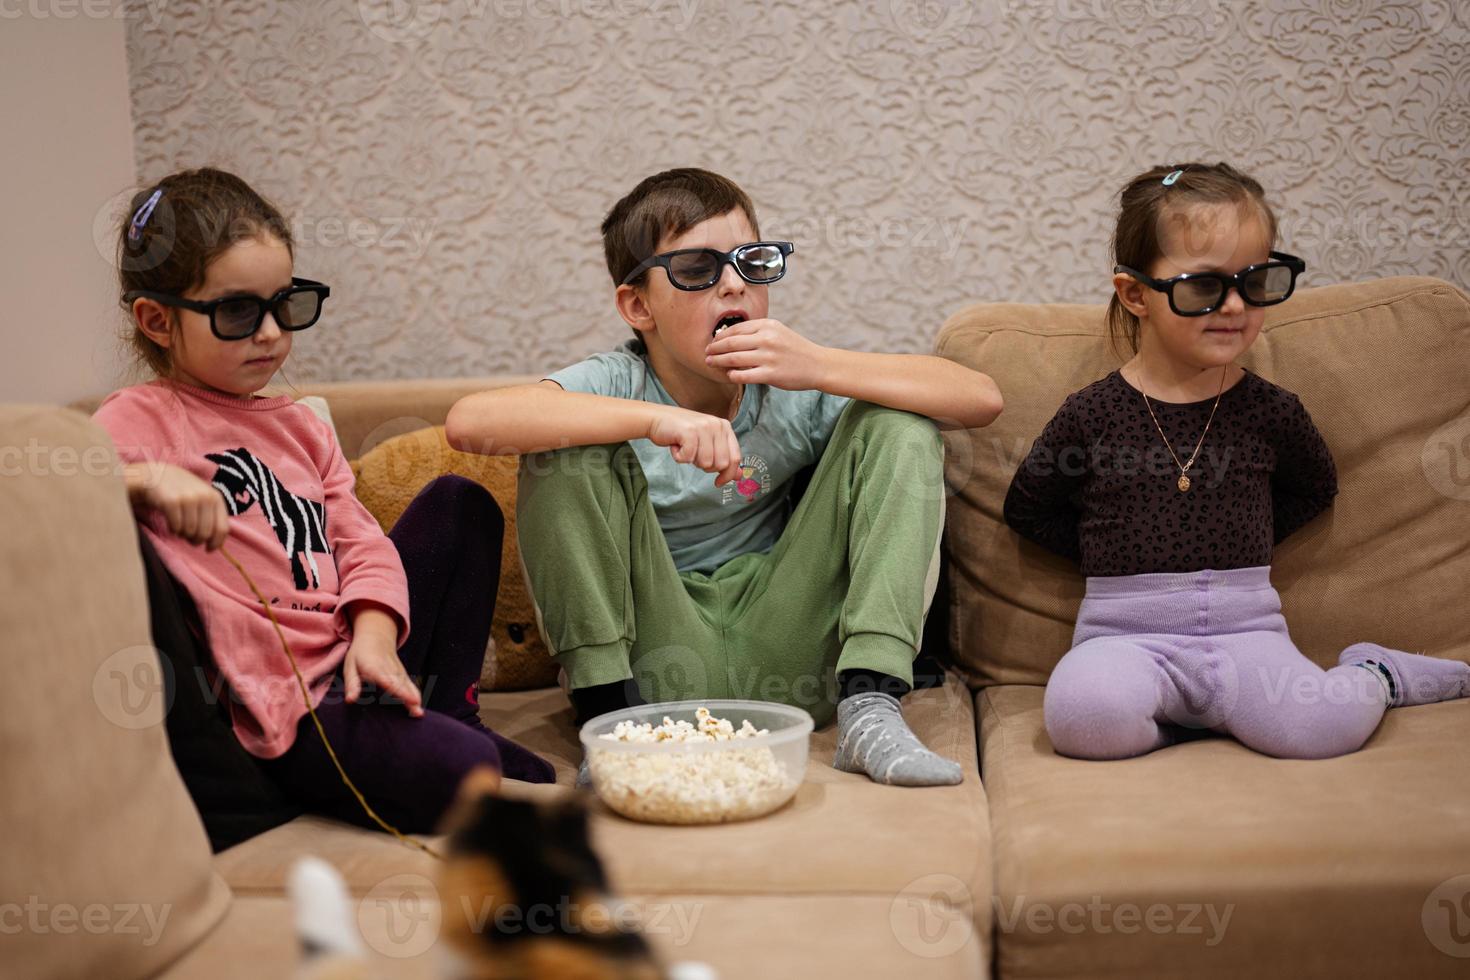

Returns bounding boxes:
[116,167,293,378]
[601,168,759,287]
[1107,162,1277,357]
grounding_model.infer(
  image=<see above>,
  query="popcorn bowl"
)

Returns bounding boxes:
[579,699,814,825]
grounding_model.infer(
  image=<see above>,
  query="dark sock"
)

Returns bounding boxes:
[570,679,647,727]
[479,729,557,784]
[909,653,946,690]
[839,669,912,701]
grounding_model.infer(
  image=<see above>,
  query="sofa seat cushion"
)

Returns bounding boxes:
[154,896,434,979]
[156,893,986,980]
[213,675,992,971]
[978,683,1470,979]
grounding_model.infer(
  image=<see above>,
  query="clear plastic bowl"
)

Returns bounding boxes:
[579,700,813,825]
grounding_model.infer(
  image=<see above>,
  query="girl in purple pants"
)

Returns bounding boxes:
[1004,163,1468,761]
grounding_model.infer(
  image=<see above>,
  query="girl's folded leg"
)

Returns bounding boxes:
[263,677,509,834]
[1044,638,1181,760]
[1218,632,1388,760]
[389,474,554,784]
[389,475,501,724]
[1221,640,1465,760]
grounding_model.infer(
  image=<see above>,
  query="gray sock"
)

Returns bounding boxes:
[1340,644,1470,707]
[833,692,962,787]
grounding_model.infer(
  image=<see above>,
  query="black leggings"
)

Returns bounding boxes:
[260,475,554,833]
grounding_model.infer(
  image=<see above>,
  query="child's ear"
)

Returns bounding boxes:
[132,297,176,349]
[614,283,656,336]
[1112,273,1150,320]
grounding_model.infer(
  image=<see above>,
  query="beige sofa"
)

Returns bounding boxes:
[5,276,1466,978]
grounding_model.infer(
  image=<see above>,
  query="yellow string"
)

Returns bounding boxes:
[217,545,444,862]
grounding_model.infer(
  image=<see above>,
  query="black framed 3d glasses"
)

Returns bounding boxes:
[124,277,330,340]
[1115,252,1306,317]
[622,241,795,291]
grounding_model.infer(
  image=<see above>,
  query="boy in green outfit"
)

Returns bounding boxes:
[447,168,1002,786]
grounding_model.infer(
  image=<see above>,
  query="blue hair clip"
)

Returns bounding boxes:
[127,188,163,243]
[1162,169,1184,186]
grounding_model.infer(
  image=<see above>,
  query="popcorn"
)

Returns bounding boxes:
[599,706,768,745]
[590,707,797,825]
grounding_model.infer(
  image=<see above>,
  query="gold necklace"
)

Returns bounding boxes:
[1134,365,1228,493]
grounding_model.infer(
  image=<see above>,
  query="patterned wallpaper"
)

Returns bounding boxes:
[124,0,1470,382]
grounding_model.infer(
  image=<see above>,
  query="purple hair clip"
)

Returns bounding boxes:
[127,188,163,243]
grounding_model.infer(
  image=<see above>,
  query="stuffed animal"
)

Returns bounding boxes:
[352,426,558,692]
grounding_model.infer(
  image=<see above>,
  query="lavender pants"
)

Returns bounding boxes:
[1044,566,1411,761]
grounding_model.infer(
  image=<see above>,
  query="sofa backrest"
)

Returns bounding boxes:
[71,374,541,464]
[936,276,1470,688]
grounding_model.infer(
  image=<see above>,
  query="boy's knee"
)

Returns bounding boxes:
[519,442,636,484]
[843,401,940,448]
[517,444,645,519]
[837,403,944,503]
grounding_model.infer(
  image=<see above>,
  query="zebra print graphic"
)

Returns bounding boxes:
[206,448,331,590]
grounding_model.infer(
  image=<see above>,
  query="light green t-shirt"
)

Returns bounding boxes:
[546,340,850,574]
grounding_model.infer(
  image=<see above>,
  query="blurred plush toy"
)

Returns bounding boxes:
[290,769,716,980]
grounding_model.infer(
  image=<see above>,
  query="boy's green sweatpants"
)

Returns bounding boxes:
[515,401,944,727]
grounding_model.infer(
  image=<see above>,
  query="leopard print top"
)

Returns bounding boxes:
[1003,368,1338,577]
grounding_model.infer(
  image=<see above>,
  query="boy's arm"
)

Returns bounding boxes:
[446,381,745,485]
[446,381,662,455]
[704,318,1002,430]
[816,349,1003,430]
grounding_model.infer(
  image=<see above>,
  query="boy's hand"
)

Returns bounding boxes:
[647,405,744,486]
[343,604,423,717]
[705,318,830,391]
[127,462,231,551]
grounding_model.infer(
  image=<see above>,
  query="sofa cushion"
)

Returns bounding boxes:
[936,276,1470,687]
[212,675,994,975]
[352,425,557,691]
[155,894,984,980]
[977,684,1470,979]
[0,406,232,980]
[155,896,434,979]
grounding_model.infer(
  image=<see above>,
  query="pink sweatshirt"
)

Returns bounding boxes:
[94,381,410,758]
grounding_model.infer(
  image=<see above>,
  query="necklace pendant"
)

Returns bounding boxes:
[1178,474,1192,493]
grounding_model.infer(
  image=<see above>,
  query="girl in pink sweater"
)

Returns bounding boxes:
[94,169,553,836]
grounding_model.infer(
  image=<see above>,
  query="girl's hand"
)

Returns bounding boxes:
[705,318,831,391]
[125,462,231,550]
[647,404,744,486]
[343,605,423,717]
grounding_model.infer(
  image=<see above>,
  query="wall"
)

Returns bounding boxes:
[124,0,1470,382]
[1,5,137,403]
